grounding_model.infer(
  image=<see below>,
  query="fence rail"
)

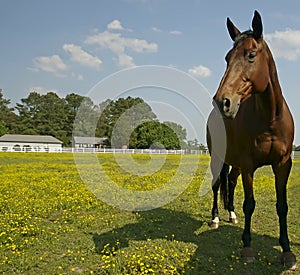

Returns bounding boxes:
[292,151,300,159]
[2,147,300,158]
[68,148,300,158]
[61,148,207,155]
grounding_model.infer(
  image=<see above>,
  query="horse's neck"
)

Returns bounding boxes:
[256,52,284,123]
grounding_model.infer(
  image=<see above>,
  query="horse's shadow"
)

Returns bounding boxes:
[92,208,297,274]
[93,208,202,252]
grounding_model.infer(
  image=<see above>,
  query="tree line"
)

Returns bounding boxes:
[0,89,207,150]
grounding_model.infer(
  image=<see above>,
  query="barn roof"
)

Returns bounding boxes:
[73,136,107,144]
[0,134,63,144]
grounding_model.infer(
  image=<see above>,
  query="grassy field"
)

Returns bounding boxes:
[0,153,299,274]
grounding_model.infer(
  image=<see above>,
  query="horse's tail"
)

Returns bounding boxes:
[220,163,229,209]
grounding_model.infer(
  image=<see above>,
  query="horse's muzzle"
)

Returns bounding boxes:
[213,96,240,119]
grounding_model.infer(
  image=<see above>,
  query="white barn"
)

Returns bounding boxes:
[0,134,63,152]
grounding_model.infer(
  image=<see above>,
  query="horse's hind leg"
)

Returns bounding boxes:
[211,176,221,228]
[210,156,227,229]
[227,167,241,224]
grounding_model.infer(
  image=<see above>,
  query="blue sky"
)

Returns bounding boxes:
[1,1,300,144]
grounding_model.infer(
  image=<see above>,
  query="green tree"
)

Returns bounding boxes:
[0,89,17,135]
[163,121,187,148]
[95,99,112,138]
[187,138,200,150]
[15,91,100,145]
[131,120,181,149]
[38,92,69,143]
[98,96,156,147]
[65,93,86,139]
[12,91,189,150]
[16,92,70,145]
[15,92,42,134]
[186,138,207,151]
[65,93,85,114]
[199,143,208,151]
[72,96,99,138]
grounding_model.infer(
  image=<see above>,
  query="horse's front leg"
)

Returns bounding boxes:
[241,170,256,262]
[227,167,241,224]
[273,158,296,267]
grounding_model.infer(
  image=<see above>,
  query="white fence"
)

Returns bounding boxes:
[2,147,300,158]
[292,151,300,159]
[61,148,208,155]
[67,149,300,158]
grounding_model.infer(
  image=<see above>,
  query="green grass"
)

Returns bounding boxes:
[0,153,299,274]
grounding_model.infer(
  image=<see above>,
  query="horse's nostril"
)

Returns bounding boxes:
[223,98,231,108]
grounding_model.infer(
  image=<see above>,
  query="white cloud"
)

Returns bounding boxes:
[151,27,183,36]
[63,44,102,70]
[26,86,60,96]
[188,65,212,78]
[152,27,162,33]
[77,74,84,81]
[85,30,158,68]
[126,38,157,53]
[107,19,124,30]
[265,29,300,61]
[169,30,183,36]
[116,53,135,68]
[32,55,67,76]
[71,72,84,81]
[107,19,133,32]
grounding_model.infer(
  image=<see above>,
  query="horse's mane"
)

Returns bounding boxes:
[234,30,254,46]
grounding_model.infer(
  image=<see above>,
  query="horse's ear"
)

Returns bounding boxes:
[252,10,263,40]
[227,17,240,41]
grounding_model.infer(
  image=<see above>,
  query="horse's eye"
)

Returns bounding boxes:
[248,51,256,62]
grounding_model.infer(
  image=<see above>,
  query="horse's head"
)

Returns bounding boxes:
[214,11,270,119]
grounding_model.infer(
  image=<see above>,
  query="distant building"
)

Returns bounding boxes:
[72,136,108,148]
[0,134,63,152]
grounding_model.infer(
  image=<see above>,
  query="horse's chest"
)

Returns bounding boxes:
[226,127,273,165]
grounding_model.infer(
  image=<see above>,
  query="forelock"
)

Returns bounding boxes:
[234,30,253,46]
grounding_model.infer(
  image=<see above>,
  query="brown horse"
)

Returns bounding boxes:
[207,11,296,266]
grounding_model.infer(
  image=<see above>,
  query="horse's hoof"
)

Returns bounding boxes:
[210,221,219,229]
[229,212,238,225]
[229,218,238,224]
[210,217,219,229]
[241,247,256,263]
[280,251,297,268]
